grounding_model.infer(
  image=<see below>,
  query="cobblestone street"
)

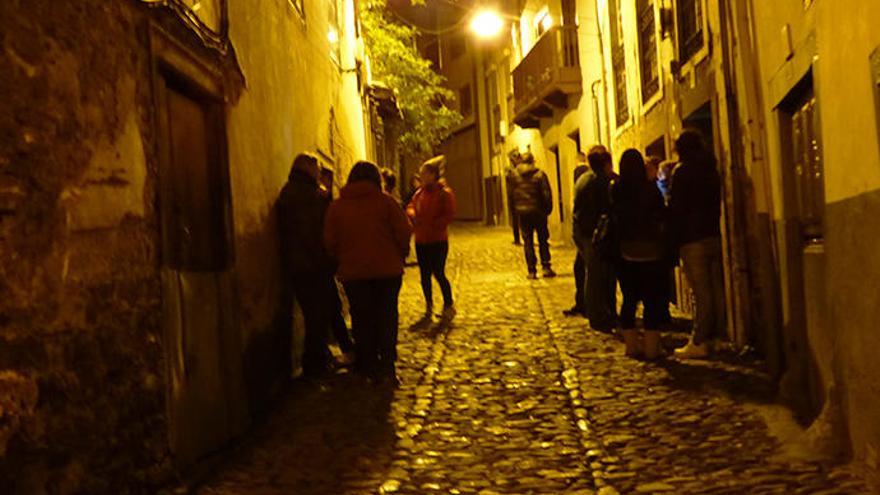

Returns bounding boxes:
[195,226,866,495]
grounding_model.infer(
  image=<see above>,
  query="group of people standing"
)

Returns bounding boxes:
[277,154,456,384]
[506,130,726,361]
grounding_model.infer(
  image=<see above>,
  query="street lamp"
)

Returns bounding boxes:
[470,9,504,39]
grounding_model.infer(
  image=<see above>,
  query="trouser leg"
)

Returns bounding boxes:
[536,216,552,269]
[344,280,378,375]
[293,274,331,376]
[415,243,434,309]
[681,239,717,345]
[573,252,585,309]
[520,215,538,273]
[375,277,403,375]
[430,241,454,307]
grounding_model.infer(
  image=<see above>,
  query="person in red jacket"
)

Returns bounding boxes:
[324,161,412,383]
[406,156,457,322]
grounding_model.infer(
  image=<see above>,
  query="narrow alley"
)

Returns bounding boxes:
[195,227,865,495]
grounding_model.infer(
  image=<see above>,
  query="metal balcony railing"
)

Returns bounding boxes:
[512,26,582,128]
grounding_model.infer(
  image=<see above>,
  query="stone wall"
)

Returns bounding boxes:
[0,1,169,491]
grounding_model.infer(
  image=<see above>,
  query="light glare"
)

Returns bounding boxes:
[471,10,504,39]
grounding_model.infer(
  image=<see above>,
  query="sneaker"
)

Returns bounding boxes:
[674,339,710,359]
[542,267,557,278]
[526,272,538,280]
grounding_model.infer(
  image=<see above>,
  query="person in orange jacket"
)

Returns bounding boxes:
[406,156,457,322]
[324,161,412,383]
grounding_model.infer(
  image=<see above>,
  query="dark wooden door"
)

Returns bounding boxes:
[156,70,245,465]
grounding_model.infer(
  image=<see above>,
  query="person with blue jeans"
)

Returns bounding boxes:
[669,130,726,359]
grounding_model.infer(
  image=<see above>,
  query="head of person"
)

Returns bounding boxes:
[520,151,535,166]
[508,149,522,167]
[586,145,613,175]
[290,152,320,181]
[420,155,445,186]
[674,129,707,162]
[347,160,382,188]
[645,155,662,181]
[619,149,647,184]
[381,167,398,193]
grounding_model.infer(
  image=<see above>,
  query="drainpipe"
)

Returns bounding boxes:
[592,0,612,146]
[591,80,603,146]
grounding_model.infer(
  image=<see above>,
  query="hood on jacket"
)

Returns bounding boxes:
[341,181,382,198]
[515,162,539,176]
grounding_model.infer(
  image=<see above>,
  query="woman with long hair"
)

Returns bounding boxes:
[612,149,668,360]
[406,155,457,321]
[324,161,412,383]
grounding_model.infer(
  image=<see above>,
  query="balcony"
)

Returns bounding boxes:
[512,26,582,129]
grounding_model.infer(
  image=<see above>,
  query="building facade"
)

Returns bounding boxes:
[0,0,374,490]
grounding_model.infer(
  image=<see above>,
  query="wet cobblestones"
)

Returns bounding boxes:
[195,226,867,494]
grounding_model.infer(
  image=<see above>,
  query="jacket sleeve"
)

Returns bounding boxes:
[435,189,457,230]
[388,196,413,259]
[540,172,553,215]
[668,166,686,247]
[405,190,418,221]
[323,203,339,263]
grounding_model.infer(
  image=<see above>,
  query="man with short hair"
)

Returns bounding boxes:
[564,151,591,317]
[572,145,618,331]
[510,151,556,279]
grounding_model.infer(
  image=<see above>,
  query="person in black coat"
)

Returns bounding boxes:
[509,151,556,279]
[669,130,725,359]
[612,149,668,360]
[277,153,340,377]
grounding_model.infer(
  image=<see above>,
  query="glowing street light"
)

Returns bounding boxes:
[470,9,504,39]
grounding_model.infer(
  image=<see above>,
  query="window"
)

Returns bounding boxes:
[609,0,629,126]
[328,0,341,64]
[459,84,473,117]
[677,0,704,62]
[535,7,553,38]
[638,0,660,102]
[782,77,824,241]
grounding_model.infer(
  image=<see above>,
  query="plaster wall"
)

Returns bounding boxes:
[749,0,880,479]
[225,0,368,402]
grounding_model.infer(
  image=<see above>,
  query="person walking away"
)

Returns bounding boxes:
[277,153,337,378]
[324,161,412,383]
[406,156,457,322]
[510,152,556,279]
[564,152,591,317]
[572,145,618,331]
[505,150,523,246]
[613,150,668,359]
[381,167,400,202]
[669,130,725,359]
[317,166,356,365]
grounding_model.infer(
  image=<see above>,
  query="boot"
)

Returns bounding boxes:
[643,330,662,361]
[621,329,641,358]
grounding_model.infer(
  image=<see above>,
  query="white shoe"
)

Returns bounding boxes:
[674,339,710,359]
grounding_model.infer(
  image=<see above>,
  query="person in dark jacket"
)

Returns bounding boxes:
[510,151,556,279]
[613,150,668,359]
[564,151,591,317]
[505,150,523,246]
[407,156,457,322]
[572,145,618,331]
[277,153,337,377]
[324,161,412,383]
[669,130,725,359]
